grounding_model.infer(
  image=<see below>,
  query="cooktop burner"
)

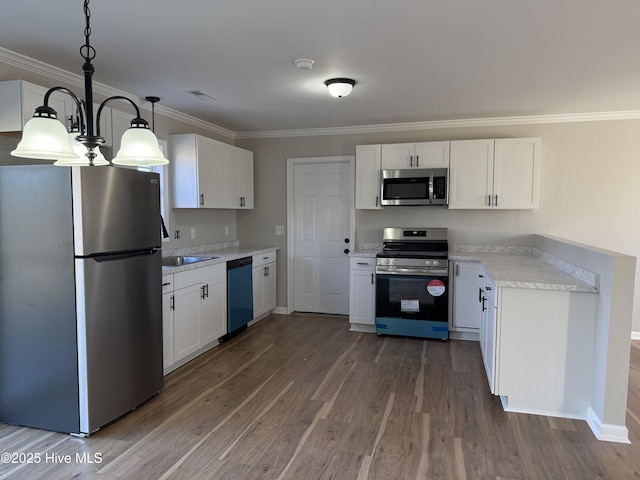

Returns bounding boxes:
[378,227,448,260]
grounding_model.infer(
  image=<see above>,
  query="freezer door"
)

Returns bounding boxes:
[72,166,161,256]
[76,250,163,433]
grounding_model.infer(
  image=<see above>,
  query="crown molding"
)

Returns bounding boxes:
[235,110,640,139]
[0,47,235,140]
[5,46,640,142]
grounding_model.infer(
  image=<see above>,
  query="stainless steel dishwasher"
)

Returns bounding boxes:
[224,256,254,340]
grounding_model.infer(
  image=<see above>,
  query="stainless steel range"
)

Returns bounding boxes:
[375,227,449,340]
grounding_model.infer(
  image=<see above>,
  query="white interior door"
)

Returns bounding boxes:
[291,159,353,315]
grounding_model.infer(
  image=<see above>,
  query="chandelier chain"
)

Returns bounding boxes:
[79,0,96,62]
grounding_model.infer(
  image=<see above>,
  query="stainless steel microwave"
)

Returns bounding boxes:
[380,168,448,206]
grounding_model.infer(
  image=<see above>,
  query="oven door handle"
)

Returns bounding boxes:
[376,268,449,277]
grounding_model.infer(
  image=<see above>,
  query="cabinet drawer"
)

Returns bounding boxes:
[162,273,174,294]
[253,251,277,268]
[174,263,224,289]
[350,257,376,271]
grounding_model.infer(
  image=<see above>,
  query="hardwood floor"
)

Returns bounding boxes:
[1,313,639,479]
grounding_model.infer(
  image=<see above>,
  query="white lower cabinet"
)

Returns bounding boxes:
[478,267,597,417]
[200,265,227,345]
[162,274,175,371]
[451,261,483,338]
[252,251,277,320]
[173,283,203,363]
[349,257,376,332]
[479,273,498,393]
[163,263,227,374]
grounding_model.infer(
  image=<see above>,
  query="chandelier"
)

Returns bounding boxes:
[11,0,168,167]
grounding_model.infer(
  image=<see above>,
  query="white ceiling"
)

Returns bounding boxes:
[1,0,640,135]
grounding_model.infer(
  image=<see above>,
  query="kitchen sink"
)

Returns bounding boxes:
[162,255,218,267]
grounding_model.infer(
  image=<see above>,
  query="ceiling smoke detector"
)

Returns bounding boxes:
[294,58,315,70]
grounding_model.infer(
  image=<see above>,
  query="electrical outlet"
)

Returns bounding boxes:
[275,225,285,235]
[190,227,196,239]
[174,230,180,239]
[225,225,229,236]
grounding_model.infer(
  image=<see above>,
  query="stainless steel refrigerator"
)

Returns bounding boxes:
[0,164,163,435]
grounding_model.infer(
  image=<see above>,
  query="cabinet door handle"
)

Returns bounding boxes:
[494,194,498,207]
[409,155,413,167]
[487,194,492,207]
[371,273,374,284]
[481,296,487,312]
[455,264,459,277]
[162,282,171,287]
[479,287,483,303]
[200,193,205,206]
[264,266,269,277]
[416,155,419,167]
[357,262,370,266]
[170,295,175,310]
[375,195,379,207]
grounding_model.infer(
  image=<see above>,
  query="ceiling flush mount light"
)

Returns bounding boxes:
[324,78,356,98]
[11,0,167,167]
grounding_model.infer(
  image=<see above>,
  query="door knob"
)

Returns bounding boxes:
[344,238,350,243]
[344,248,350,254]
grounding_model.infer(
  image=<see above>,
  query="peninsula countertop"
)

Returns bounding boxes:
[350,245,598,293]
[449,250,598,293]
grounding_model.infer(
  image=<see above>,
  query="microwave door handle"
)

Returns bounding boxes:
[428,173,434,204]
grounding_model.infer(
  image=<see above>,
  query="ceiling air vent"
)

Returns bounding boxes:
[186,90,216,101]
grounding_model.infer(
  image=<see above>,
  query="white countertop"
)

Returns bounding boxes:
[450,251,598,293]
[162,245,278,275]
[350,246,598,293]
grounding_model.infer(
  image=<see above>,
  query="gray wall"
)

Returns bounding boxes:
[236,120,640,335]
[2,61,638,334]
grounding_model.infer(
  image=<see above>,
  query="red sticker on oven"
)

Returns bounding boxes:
[426,279,446,297]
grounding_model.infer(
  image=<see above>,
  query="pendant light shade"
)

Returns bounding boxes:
[324,78,356,98]
[11,115,78,160]
[9,0,168,167]
[112,122,168,166]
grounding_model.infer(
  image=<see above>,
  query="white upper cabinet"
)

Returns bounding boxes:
[493,138,541,209]
[225,144,254,209]
[449,139,495,208]
[0,80,74,132]
[171,134,254,209]
[355,144,382,210]
[170,133,226,208]
[381,141,450,169]
[449,138,540,209]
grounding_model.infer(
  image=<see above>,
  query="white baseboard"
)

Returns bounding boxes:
[631,331,640,340]
[586,407,631,444]
[349,323,376,333]
[449,330,480,341]
[272,307,288,315]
